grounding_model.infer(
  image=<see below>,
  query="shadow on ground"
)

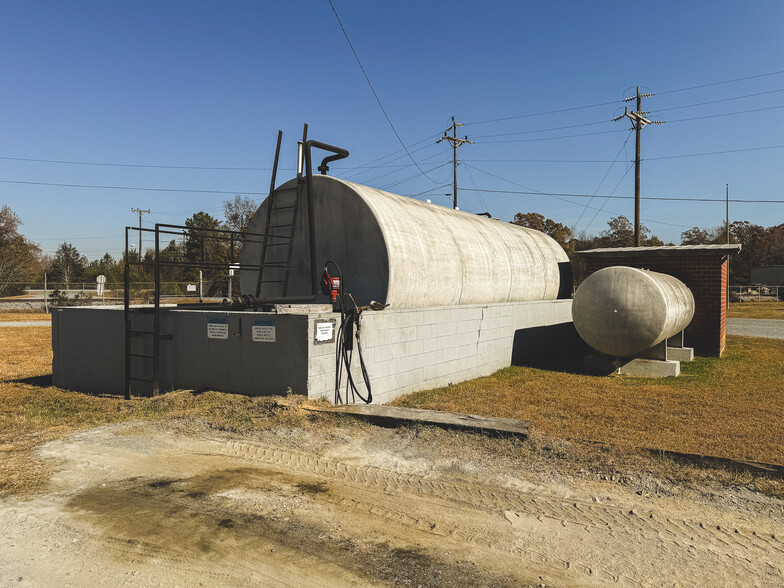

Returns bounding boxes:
[10,374,53,388]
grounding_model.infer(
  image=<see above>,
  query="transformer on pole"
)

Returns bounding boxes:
[613,87,664,246]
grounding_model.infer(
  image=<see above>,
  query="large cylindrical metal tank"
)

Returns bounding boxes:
[572,266,694,357]
[240,175,570,308]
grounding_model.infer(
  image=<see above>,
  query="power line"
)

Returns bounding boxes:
[464,68,784,126]
[463,163,690,229]
[464,165,488,212]
[29,235,123,241]
[0,156,274,171]
[401,184,452,198]
[665,104,784,124]
[342,141,441,181]
[0,153,437,172]
[653,87,784,113]
[0,179,265,195]
[572,131,633,232]
[327,0,439,183]
[582,163,635,232]
[466,101,783,143]
[475,129,627,144]
[335,132,443,178]
[472,119,610,139]
[464,100,620,126]
[645,143,784,160]
[466,158,620,163]
[466,143,784,163]
[657,69,784,96]
[459,186,784,203]
[350,148,446,185]
[378,161,452,191]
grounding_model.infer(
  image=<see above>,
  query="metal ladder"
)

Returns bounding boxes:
[254,130,303,299]
[124,307,157,398]
[254,183,302,298]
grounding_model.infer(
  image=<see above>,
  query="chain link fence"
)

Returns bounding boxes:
[1,281,237,307]
[730,285,782,303]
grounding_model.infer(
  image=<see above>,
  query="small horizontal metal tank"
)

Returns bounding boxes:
[572,266,695,357]
[240,175,570,308]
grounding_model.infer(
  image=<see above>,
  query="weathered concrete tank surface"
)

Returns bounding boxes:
[572,266,695,357]
[240,175,570,308]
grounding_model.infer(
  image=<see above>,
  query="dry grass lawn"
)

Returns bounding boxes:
[2,324,783,501]
[394,336,784,465]
[0,326,307,495]
[0,312,50,322]
[727,300,784,319]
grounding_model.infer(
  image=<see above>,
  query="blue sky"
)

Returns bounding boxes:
[1,1,783,259]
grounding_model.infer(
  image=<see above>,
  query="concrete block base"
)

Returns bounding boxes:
[53,299,577,404]
[618,358,680,377]
[583,354,681,377]
[667,346,694,362]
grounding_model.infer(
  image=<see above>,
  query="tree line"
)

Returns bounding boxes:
[3,196,779,298]
[512,212,784,285]
[0,195,257,297]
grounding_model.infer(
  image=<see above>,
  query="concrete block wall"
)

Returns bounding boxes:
[158,311,309,396]
[583,255,729,356]
[53,307,311,397]
[53,300,574,404]
[307,300,573,404]
[52,307,126,395]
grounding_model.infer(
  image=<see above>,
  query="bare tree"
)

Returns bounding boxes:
[223,195,257,233]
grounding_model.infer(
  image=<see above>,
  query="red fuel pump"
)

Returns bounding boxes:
[320,269,341,303]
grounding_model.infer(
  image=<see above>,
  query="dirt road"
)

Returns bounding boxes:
[1,422,782,586]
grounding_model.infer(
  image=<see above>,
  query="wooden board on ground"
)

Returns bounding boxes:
[645,448,784,479]
[279,400,529,437]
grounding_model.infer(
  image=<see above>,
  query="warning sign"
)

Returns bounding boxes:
[252,318,276,343]
[207,316,229,339]
[314,319,336,344]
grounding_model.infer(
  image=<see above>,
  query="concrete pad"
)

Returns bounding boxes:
[667,346,694,362]
[618,358,680,378]
[583,354,681,377]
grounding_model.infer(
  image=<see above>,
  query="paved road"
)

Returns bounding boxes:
[0,321,51,327]
[727,318,784,340]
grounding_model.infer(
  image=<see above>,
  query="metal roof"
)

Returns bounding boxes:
[575,244,741,257]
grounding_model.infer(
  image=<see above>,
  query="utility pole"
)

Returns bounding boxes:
[613,87,663,246]
[437,116,473,210]
[725,184,730,244]
[726,183,730,310]
[130,208,150,257]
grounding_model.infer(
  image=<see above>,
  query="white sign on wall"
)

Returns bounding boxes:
[252,318,276,342]
[186,284,197,292]
[207,316,229,339]
[314,319,336,344]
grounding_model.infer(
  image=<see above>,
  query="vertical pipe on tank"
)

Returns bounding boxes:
[123,226,131,401]
[153,224,160,396]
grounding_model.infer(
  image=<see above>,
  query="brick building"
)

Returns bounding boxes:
[575,244,741,357]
